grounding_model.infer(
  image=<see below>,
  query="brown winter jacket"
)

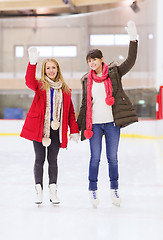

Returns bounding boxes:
[77,40,138,141]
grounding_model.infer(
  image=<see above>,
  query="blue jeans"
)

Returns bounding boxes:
[89,122,120,191]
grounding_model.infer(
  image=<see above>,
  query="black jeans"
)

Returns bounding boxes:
[33,128,60,187]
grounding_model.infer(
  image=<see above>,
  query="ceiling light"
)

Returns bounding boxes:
[130,1,140,13]
[62,0,69,4]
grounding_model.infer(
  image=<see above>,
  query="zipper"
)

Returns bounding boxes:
[40,86,46,139]
[40,85,46,116]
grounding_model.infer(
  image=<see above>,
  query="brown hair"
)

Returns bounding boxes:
[86,49,103,62]
[39,58,71,93]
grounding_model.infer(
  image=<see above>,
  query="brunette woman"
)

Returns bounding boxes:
[77,21,138,207]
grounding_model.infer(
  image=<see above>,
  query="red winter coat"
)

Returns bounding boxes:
[20,63,79,148]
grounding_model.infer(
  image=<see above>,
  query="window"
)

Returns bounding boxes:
[53,46,77,57]
[115,34,130,45]
[15,46,24,58]
[90,34,114,46]
[34,46,53,57]
[90,34,130,46]
[30,45,77,57]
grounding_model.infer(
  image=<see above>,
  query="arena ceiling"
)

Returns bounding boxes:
[0,0,142,17]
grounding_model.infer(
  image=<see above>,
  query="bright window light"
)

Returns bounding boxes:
[33,46,53,57]
[15,46,24,58]
[115,34,130,45]
[119,55,124,60]
[148,33,154,39]
[138,100,145,105]
[90,34,114,46]
[53,46,77,57]
[30,46,77,57]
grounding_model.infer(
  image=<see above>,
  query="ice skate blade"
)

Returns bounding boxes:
[112,202,120,207]
[51,202,60,205]
[35,202,42,206]
[92,204,98,208]
[91,200,99,208]
[50,199,60,205]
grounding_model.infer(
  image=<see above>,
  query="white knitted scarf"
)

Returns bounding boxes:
[42,76,62,147]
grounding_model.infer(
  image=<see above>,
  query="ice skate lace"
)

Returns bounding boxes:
[92,191,97,199]
[114,189,119,198]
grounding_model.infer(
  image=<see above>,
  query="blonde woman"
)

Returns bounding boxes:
[21,48,79,205]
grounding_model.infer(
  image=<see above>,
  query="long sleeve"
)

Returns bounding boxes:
[77,79,87,131]
[25,62,38,91]
[68,99,79,134]
[118,40,138,77]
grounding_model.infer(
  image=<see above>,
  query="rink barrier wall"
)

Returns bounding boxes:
[0,119,162,139]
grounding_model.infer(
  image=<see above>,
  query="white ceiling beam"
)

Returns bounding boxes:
[74,0,126,6]
[0,0,128,11]
[0,0,66,11]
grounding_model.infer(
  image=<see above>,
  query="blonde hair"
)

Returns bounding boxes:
[39,58,71,93]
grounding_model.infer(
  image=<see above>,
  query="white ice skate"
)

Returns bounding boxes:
[35,184,43,205]
[49,184,60,205]
[89,190,99,208]
[110,189,121,207]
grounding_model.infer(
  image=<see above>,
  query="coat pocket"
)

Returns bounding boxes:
[27,112,40,118]
[25,112,41,134]
[117,95,133,111]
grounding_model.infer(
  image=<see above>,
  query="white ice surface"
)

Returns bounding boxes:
[0,134,163,240]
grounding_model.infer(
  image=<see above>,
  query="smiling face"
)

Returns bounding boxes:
[45,61,58,81]
[87,57,103,74]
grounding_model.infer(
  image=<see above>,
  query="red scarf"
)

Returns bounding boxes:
[84,62,114,139]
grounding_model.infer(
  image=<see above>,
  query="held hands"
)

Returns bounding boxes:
[69,133,80,143]
[125,21,137,41]
[28,47,39,65]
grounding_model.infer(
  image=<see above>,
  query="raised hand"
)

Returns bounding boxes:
[125,21,137,41]
[28,47,39,65]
